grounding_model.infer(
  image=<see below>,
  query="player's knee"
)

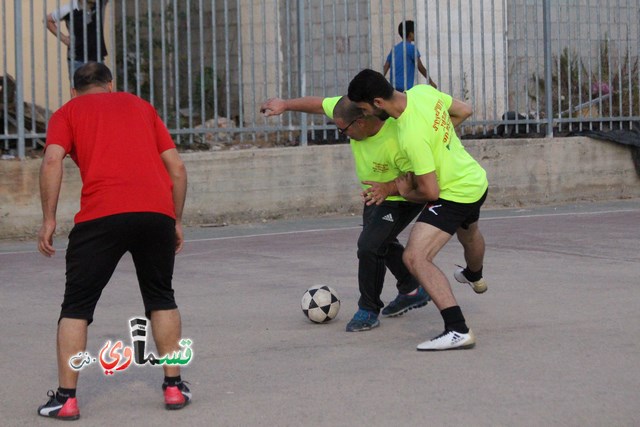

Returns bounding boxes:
[357,237,386,258]
[402,249,419,272]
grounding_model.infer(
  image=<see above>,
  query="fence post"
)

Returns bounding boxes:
[542,0,553,138]
[297,0,307,146]
[14,0,26,158]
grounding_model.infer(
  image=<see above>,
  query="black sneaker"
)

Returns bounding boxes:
[163,381,192,410]
[381,287,431,317]
[37,390,80,420]
[345,309,380,332]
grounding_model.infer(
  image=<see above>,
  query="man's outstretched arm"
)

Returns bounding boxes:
[260,97,325,116]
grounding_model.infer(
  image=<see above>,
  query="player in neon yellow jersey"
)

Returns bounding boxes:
[260,96,430,332]
[348,69,488,351]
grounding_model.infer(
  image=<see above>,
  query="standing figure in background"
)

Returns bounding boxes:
[46,0,109,84]
[383,20,437,91]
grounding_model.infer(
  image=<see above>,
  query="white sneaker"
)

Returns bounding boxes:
[454,266,487,294]
[416,329,476,351]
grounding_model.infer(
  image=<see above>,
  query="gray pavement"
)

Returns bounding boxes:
[1,199,639,426]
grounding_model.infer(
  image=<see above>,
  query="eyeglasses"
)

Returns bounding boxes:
[337,117,360,135]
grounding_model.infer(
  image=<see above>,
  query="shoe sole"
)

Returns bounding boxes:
[454,273,487,294]
[37,412,80,421]
[416,342,476,351]
[381,300,429,318]
[345,320,380,332]
[166,401,190,410]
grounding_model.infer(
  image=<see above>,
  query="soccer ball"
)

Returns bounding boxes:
[301,285,340,323]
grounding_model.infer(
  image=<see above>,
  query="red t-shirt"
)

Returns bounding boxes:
[46,92,177,224]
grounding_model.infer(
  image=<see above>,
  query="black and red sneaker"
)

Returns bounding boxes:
[37,390,80,420]
[162,381,192,410]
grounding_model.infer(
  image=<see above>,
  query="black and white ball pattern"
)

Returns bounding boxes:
[301,285,340,323]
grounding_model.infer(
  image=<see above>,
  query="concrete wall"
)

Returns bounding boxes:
[1,137,639,240]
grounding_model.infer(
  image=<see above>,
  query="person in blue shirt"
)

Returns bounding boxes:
[383,20,437,91]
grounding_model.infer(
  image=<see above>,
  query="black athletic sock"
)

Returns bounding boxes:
[164,375,182,386]
[441,306,469,333]
[463,266,483,282]
[56,387,76,403]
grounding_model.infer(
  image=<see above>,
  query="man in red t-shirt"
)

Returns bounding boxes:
[37,62,190,420]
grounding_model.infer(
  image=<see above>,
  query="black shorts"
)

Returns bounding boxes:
[61,212,178,324]
[416,189,488,235]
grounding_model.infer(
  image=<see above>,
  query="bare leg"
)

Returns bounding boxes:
[57,318,88,389]
[402,222,456,310]
[456,221,485,272]
[150,309,182,378]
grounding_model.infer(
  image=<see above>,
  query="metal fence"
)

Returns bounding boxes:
[2,0,639,159]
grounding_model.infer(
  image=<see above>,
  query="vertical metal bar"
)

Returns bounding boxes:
[390,1,396,90]
[616,0,623,129]
[543,0,554,137]
[491,0,498,134]
[366,0,372,73]
[186,0,194,144]
[566,0,573,133]
[435,0,442,85]
[479,0,488,135]
[606,0,613,128]
[587,0,593,131]
[262,0,268,141]
[97,0,103,60]
[596,0,603,129]
[2,0,7,150]
[423,0,430,85]
[135,0,141,96]
[172,0,181,144]
[502,0,509,130]
[401,1,407,91]
[523,1,530,133]
[575,0,582,132]
[379,0,384,90]
[148,0,155,106]
[297,0,307,146]
[468,0,476,134]
[236,0,244,143]
[161,0,168,124]
[457,0,463,101]
[513,0,521,134]
[446,0,452,93]
[306,0,314,141]
[555,1,562,132]
[533,0,541,133]
[627,0,637,126]
[42,1,51,122]
[14,0,26,158]
[225,0,234,142]
[108,0,116,82]
[82,0,88,62]
[29,0,37,146]
[198,0,205,122]
[211,0,219,136]
[275,0,282,142]
[355,0,361,71]
[249,0,256,141]
[320,0,327,140]
[121,0,128,92]
[56,0,62,101]
[637,0,640,122]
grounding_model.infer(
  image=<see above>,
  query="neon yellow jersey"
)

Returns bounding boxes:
[322,96,412,202]
[397,85,488,203]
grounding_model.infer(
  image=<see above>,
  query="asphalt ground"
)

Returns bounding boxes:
[1,199,639,426]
